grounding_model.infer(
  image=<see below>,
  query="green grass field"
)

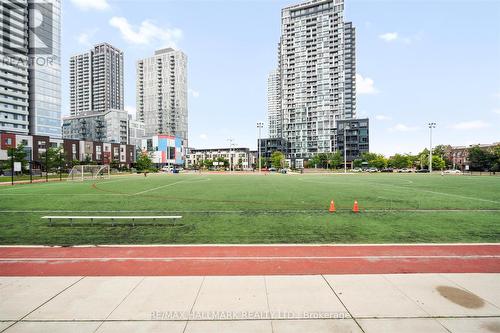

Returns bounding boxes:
[0,172,499,245]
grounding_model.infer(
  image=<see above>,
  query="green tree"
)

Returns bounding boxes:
[203,159,213,169]
[468,146,494,171]
[308,155,321,168]
[110,159,120,170]
[271,151,285,169]
[259,157,267,169]
[353,159,363,168]
[318,153,329,168]
[388,154,411,169]
[5,144,28,172]
[417,148,430,169]
[432,155,446,171]
[491,145,500,172]
[371,156,387,169]
[135,151,153,172]
[216,157,229,168]
[361,152,386,169]
[40,147,64,172]
[433,145,452,168]
[330,151,343,169]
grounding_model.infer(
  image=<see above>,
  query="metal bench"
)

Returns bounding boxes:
[42,216,182,226]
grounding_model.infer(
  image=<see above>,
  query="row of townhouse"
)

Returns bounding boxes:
[445,143,500,170]
[0,132,136,169]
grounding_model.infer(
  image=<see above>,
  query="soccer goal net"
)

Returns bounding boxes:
[67,165,110,181]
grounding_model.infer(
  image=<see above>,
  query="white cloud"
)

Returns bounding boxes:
[71,0,110,11]
[109,17,182,47]
[188,89,200,98]
[379,31,423,45]
[199,134,208,140]
[76,29,98,47]
[389,124,420,132]
[493,109,500,115]
[356,74,379,95]
[450,120,490,130]
[379,32,398,42]
[375,115,391,121]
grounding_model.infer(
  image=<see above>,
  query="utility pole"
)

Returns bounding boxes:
[257,122,264,172]
[428,122,437,173]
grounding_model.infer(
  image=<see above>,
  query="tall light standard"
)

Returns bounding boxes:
[227,138,234,173]
[257,122,264,172]
[343,123,350,173]
[428,122,437,173]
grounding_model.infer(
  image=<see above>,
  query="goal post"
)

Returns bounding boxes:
[67,165,110,181]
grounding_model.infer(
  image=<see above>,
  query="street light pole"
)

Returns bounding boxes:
[227,138,234,173]
[257,122,264,172]
[343,125,350,173]
[428,122,436,173]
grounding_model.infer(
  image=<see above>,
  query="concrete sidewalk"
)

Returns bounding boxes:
[1,273,499,332]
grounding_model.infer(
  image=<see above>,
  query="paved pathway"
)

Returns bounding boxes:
[1,244,499,276]
[0,273,499,332]
[1,245,499,332]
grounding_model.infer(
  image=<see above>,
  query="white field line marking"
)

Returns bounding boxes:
[367,181,500,204]
[132,179,210,196]
[121,180,185,196]
[0,194,127,196]
[2,255,500,262]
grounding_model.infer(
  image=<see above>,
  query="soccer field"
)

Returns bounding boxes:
[0,173,499,245]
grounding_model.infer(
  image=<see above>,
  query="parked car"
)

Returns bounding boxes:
[415,169,429,173]
[351,167,363,173]
[398,168,412,173]
[444,169,462,174]
[367,167,379,173]
[381,168,394,173]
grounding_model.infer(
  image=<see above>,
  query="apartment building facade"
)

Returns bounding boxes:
[267,69,282,139]
[69,43,124,115]
[0,0,61,138]
[136,48,188,140]
[273,0,357,159]
[62,109,129,144]
[335,118,369,164]
[187,147,254,170]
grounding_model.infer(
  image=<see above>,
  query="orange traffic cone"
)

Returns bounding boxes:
[352,200,359,213]
[329,200,336,213]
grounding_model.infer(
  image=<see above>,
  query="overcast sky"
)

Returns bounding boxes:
[62,0,500,155]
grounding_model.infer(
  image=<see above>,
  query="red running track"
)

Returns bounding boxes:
[0,244,499,276]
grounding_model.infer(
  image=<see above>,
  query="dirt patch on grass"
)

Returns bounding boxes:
[436,285,485,309]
